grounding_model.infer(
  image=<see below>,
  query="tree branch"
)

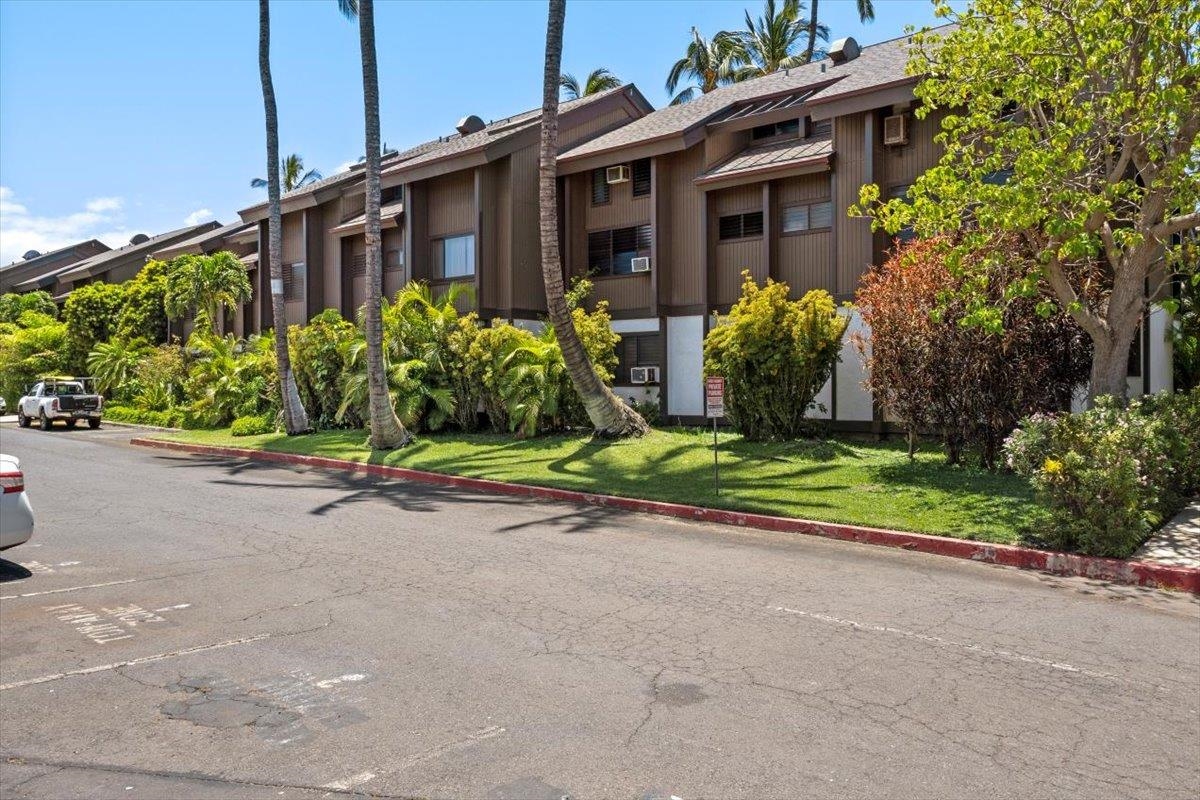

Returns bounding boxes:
[1152,211,1200,240]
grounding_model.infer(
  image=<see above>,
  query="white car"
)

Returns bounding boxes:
[0,454,34,550]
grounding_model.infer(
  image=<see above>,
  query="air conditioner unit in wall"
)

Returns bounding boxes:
[606,165,631,184]
[883,114,908,146]
[630,366,659,384]
[630,256,651,273]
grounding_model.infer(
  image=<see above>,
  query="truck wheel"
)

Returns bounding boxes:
[17,411,30,428]
[88,418,101,430]
[65,419,78,429]
[39,411,52,431]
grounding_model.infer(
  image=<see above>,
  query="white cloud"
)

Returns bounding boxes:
[183,208,213,226]
[0,186,132,265]
[333,160,360,176]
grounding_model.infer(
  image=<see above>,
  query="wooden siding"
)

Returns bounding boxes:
[282,213,304,265]
[508,143,545,314]
[382,227,405,299]
[833,112,871,296]
[662,146,707,308]
[592,274,653,315]
[776,172,834,296]
[322,197,345,312]
[561,105,637,150]
[880,107,943,190]
[305,205,325,320]
[426,171,474,238]
[583,176,651,231]
[709,183,765,307]
[408,182,431,281]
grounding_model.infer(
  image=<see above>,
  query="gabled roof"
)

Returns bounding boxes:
[150,220,256,261]
[558,26,950,167]
[379,85,649,181]
[329,199,405,236]
[39,222,223,287]
[0,239,112,293]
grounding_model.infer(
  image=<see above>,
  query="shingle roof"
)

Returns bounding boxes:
[381,85,632,178]
[329,199,405,234]
[696,136,833,185]
[54,222,222,282]
[150,220,255,260]
[1,239,108,272]
[559,26,949,163]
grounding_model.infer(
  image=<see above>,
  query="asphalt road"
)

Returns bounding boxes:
[0,422,1197,800]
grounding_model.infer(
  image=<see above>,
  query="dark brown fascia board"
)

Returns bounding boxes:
[806,79,918,121]
[694,155,831,191]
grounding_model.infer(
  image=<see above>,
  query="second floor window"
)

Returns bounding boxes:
[588,224,651,276]
[282,262,305,302]
[752,118,800,140]
[434,234,474,278]
[632,159,651,197]
[385,248,404,272]
[781,201,833,233]
[718,211,764,241]
[591,168,610,205]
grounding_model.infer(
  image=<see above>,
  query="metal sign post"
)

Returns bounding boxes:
[705,376,725,496]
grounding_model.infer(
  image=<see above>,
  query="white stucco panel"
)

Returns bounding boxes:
[667,315,705,417]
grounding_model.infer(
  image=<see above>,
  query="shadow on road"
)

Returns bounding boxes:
[153,452,634,536]
[0,558,33,583]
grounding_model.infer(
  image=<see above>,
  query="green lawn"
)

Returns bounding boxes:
[156,427,1036,544]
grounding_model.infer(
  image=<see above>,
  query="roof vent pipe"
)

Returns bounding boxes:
[129,234,150,245]
[455,115,485,135]
[828,36,860,64]
[22,249,41,260]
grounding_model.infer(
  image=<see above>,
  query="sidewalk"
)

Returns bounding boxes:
[1135,500,1200,568]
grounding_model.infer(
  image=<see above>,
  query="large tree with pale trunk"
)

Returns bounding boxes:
[341,0,413,448]
[856,0,1200,403]
[257,0,310,434]
[538,0,648,438]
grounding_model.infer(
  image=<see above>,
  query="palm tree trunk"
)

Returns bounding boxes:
[538,0,648,438]
[802,0,820,63]
[358,0,411,448]
[258,0,309,435]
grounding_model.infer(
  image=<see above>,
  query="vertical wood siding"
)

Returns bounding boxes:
[776,172,833,296]
[282,213,304,265]
[663,146,706,308]
[426,171,475,238]
[834,112,871,296]
[710,183,765,307]
[508,143,546,314]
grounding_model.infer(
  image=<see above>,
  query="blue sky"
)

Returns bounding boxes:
[0,0,948,265]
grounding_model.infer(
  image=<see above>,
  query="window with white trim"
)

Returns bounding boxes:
[781,201,833,233]
[433,234,474,278]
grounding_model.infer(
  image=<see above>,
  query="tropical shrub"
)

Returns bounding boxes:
[87,338,152,400]
[1004,389,1200,558]
[855,237,1091,468]
[0,316,69,404]
[165,251,252,333]
[117,259,172,343]
[703,272,846,441]
[290,309,359,429]
[0,291,57,323]
[131,343,187,411]
[103,403,188,429]
[62,282,126,373]
[231,414,274,437]
[184,330,279,427]
[467,320,539,433]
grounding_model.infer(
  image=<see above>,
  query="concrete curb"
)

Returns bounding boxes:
[130,437,1200,595]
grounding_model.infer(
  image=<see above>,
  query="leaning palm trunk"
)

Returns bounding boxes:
[258,0,309,434]
[358,0,411,448]
[802,0,820,63]
[538,0,648,438]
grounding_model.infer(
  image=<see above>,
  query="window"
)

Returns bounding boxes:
[591,168,610,205]
[282,262,305,302]
[718,212,764,241]
[434,234,474,278]
[615,333,662,383]
[751,118,800,140]
[587,224,651,276]
[385,248,404,272]
[887,185,916,242]
[348,252,366,278]
[632,159,651,197]
[781,201,833,234]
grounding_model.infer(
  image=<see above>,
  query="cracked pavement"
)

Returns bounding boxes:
[0,423,1197,799]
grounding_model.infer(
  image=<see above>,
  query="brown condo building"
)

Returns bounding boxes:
[234,28,1172,423]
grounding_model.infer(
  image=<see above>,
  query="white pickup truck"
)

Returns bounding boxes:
[17,378,104,431]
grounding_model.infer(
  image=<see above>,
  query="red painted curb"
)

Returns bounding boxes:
[130,437,1200,595]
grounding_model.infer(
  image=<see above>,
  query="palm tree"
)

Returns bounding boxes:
[539,0,648,438]
[164,252,253,334]
[343,0,412,448]
[665,27,743,106]
[802,0,874,64]
[732,0,823,81]
[250,154,323,192]
[559,67,621,100]
[257,0,309,435]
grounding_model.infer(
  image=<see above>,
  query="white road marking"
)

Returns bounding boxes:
[322,771,377,791]
[56,561,82,567]
[0,579,137,600]
[153,603,191,613]
[314,673,367,689]
[772,606,1129,684]
[0,634,272,691]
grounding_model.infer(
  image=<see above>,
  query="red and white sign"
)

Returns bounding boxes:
[705,376,725,419]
